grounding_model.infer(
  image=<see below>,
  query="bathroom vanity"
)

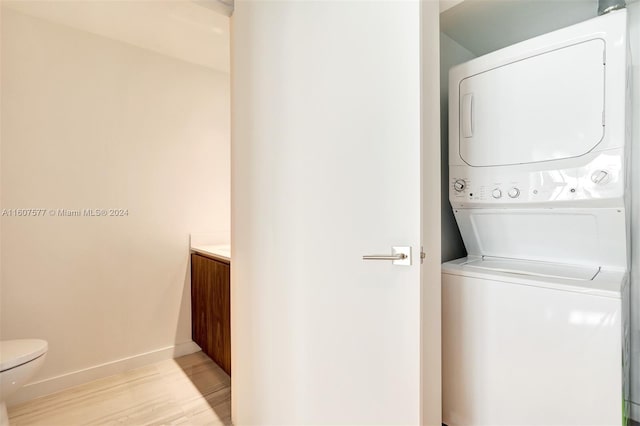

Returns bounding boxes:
[190,246,231,375]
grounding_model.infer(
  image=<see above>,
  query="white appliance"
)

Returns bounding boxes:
[0,339,48,426]
[443,10,630,426]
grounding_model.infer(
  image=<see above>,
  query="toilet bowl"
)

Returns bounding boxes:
[0,340,48,426]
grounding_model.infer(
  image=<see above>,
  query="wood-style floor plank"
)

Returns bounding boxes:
[8,352,231,426]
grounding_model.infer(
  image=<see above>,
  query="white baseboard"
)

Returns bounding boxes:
[631,401,640,422]
[6,341,201,407]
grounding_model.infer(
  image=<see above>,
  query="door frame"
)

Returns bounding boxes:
[420,1,443,424]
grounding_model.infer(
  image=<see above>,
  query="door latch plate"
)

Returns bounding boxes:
[392,246,411,266]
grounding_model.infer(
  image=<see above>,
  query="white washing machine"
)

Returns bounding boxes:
[444,10,631,426]
[443,258,629,425]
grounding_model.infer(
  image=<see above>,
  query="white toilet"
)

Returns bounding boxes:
[0,340,48,426]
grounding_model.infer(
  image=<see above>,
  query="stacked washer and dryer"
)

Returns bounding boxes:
[443,9,631,426]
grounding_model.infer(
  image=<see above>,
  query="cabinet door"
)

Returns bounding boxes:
[191,253,207,354]
[191,253,231,375]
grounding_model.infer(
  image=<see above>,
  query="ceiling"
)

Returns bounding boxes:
[440,0,601,56]
[3,0,629,70]
[2,0,231,73]
[195,0,233,16]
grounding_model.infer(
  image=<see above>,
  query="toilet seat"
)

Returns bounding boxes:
[0,340,48,372]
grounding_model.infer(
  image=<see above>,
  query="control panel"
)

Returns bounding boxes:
[449,150,624,207]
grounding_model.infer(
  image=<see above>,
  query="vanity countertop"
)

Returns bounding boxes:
[191,244,230,263]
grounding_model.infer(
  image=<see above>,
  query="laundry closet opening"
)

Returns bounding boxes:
[439,1,640,424]
[439,0,603,264]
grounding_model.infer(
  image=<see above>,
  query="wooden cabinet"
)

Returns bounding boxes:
[191,253,231,375]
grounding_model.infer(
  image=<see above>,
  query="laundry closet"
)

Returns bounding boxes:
[439,1,639,425]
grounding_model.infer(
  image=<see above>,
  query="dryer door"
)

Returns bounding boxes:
[459,39,605,167]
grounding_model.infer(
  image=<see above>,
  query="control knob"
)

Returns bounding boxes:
[508,187,520,198]
[454,179,466,192]
[492,188,502,199]
[591,170,610,184]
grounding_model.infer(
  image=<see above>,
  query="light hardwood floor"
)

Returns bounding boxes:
[8,352,231,426]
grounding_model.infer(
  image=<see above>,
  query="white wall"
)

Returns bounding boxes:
[629,1,640,421]
[439,33,474,262]
[0,7,230,402]
[1,0,230,72]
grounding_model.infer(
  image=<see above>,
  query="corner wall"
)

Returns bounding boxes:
[1,7,230,403]
[439,33,473,262]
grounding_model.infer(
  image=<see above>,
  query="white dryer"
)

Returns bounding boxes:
[444,10,631,426]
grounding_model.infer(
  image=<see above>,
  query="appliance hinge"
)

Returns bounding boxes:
[420,247,426,264]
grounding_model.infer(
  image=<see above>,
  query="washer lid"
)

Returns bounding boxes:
[442,256,626,298]
[0,339,48,372]
[464,257,600,281]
